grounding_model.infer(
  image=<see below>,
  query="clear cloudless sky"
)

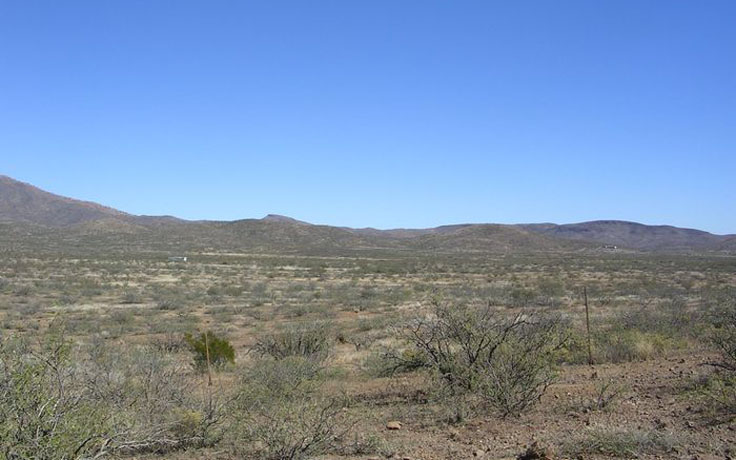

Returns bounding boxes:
[1,1,735,233]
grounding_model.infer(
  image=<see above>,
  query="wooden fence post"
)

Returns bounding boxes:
[584,286,593,366]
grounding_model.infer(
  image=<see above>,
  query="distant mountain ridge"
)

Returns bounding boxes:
[519,220,729,251]
[0,175,732,253]
[0,175,130,226]
[261,214,311,225]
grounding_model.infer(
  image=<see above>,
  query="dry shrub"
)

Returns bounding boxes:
[704,295,736,418]
[389,301,568,417]
[252,322,332,363]
[0,324,225,459]
[232,356,352,459]
[560,425,680,457]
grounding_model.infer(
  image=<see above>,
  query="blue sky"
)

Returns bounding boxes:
[1,1,734,233]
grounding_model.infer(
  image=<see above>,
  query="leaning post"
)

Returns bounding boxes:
[584,286,593,366]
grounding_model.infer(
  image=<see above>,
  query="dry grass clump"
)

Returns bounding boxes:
[559,425,681,457]
[589,298,695,364]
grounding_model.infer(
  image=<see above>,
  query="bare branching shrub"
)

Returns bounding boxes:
[82,338,226,452]
[0,332,107,459]
[155,298,178,311]
[232,357,352,459]
[121,290,143,304]
[710,300,736,373]
[390,301,567,417]
[704,295,736,418]
[152,332,187,354]
[252,322,332,362]
[589,379,626,412]
[697,374,736,420]
[366,346,428,377]
[0,325,225,459]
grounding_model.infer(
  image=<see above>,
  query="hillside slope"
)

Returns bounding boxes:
[0,175,129,226]
[0,175,732,254]
[520,220,730,251]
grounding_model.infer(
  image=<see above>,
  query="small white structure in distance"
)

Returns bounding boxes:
[167,256,188,262]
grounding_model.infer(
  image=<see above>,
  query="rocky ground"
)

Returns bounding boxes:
[327,351,734,460]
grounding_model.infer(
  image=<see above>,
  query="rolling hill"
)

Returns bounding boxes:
[0,175,130,226]
[520,220,731,251]
[0,175,732,254]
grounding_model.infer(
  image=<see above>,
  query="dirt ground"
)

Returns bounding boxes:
[1,250,734,459]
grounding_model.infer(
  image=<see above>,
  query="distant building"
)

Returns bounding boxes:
[168,256,188,262]
[603,245,618,250]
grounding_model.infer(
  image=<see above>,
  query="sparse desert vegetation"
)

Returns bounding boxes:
[3,0,735,457]
[1,245,734,459]
[4,0,736,455]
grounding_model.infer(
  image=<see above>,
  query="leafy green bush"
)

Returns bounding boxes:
[184,331,235,371]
